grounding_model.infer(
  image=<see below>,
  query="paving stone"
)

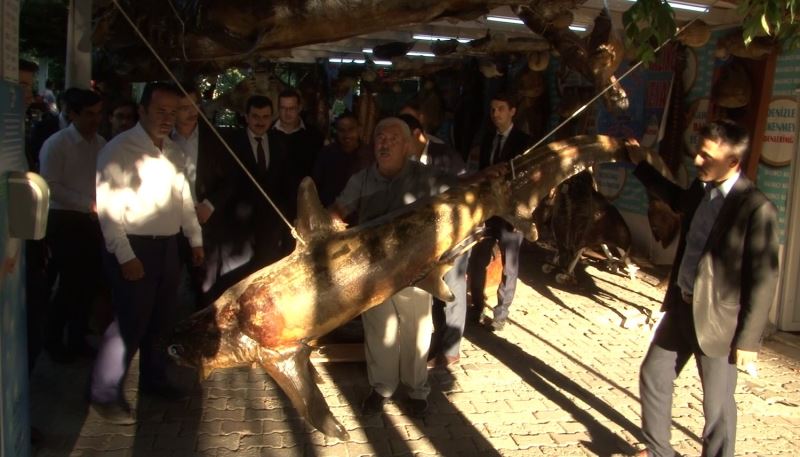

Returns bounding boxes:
[28,252,800,457]
[197,433,241,451]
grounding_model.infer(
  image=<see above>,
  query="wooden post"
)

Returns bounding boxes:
[744,50,779,180]
[65,0,92,89]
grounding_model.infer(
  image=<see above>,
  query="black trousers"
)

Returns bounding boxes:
[469,218,523,322]
[45,209,103,351]
[91,235,180,403]
[640,302,738,457]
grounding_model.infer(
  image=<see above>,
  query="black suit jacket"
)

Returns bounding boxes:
[226,128,292,267]
[635,162,779,357]
[478,126,533,170]
[270,126,324,221]
[195,123,236,237]
[479,126,533,231]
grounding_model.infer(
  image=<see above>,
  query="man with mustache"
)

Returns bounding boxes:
[91,82,204,424]
[226,95,291,274]
[330,117,455,418]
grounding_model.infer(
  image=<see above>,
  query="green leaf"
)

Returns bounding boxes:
[761,13,771,34]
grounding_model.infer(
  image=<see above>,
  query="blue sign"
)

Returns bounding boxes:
[0,80,31,457]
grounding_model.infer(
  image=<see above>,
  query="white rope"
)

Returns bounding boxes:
[110,0,305,246]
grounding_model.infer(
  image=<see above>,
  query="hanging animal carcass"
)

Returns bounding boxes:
[167,135,635,440]
[532,170,637,285]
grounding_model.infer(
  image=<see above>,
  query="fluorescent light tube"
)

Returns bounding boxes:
[488,15,585,32]
[626,0,709,13]
[413,34,471,43]
[487,15,524,25]
[329,58,392,66]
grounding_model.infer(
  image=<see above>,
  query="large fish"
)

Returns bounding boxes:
[167,135,631,440]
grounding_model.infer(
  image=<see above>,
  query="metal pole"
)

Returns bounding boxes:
[64,0,92,89]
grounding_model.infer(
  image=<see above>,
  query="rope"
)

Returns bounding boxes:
[110,0,305,246]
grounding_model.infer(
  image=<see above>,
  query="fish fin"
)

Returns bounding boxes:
[416,264,455,302]
[258,344,349,440]
[295,177,347,240]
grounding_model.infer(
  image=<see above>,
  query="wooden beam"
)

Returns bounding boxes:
[745,50,779,180]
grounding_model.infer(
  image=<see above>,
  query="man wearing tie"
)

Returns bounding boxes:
[626,120,779,457]
[227,95,290,274]
[470,92,533,331]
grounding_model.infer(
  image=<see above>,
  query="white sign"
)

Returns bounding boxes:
[761,98,797,167]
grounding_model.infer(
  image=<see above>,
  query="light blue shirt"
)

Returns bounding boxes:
[677,172,740,297]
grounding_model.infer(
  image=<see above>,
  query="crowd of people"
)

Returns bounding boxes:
[17,60,780,457]
[20,67,531,425]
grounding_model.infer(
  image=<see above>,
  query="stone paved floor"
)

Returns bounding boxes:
[30,246,800,456]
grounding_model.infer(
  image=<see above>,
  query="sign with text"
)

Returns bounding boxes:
[761,98,797,167]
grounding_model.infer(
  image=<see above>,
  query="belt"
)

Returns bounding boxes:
[128,234,176,241]
[680,290,693,305]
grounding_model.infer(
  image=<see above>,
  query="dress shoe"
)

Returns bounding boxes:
[407,398,428,417]
[90,401,136,425]
[482,317,506,331]
[426,354,460,369]
[361,390,386,416]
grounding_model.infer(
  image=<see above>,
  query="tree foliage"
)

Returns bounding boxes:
[20,0,69,60]
[623,0,800,64]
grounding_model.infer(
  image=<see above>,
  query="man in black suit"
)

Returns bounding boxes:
[470,92,533,331]
[227,95,291,274]
[271,89,324,222]
[171,87,237,306]
[627,120,779,457]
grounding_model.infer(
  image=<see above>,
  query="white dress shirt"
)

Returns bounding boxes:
[39,123,106,212]
[96,123,202,264]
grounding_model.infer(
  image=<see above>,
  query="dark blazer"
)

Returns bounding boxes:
[635,162,779,357]
[478,126,533,170]
[270,126,324,220]
[195,123,236,235]
[226,128,292,267]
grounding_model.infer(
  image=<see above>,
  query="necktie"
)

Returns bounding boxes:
[676,184,724,296]
[255,136,267,174]
[490,133,503,165]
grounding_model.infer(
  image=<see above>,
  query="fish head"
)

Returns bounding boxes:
[168,300,256,379]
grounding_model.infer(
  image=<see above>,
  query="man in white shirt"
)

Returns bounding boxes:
[39,89,106,362]
[90,82,204,424]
